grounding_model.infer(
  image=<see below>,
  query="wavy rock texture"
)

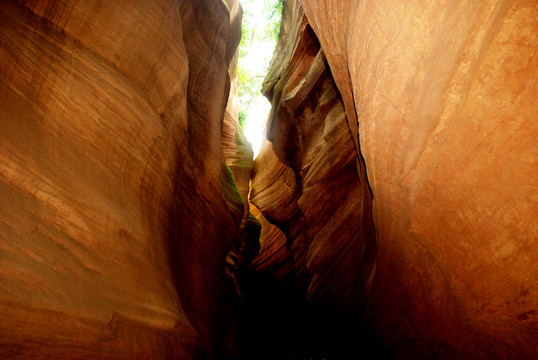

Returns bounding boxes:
[0,0,248,358]
[247,2,376,357]
[250,0,538,359]
[221,1,261,315]
[222,11,261,278]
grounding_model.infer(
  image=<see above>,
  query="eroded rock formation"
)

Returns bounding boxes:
[249,0,537,359]
[1,0,536,359]
[245,2,376,357]
[0,0,251,358]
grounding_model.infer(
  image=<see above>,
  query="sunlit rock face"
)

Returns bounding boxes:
[251,0,537,359]
[0,0,247,358]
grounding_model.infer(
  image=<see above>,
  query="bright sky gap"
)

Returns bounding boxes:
[238,0,282,158]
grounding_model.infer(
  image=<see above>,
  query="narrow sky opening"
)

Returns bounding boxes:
[238,0,282,158]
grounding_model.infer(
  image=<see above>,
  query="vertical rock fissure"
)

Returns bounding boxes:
[239,1,377,358]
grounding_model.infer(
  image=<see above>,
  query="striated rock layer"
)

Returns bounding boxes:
[0,0,250,358]
[250,0,537,359]
[247,1,376,357]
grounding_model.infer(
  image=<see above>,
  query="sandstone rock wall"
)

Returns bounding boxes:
[0,0,248,358]
[247,2,376,357]
[250,0,537,358]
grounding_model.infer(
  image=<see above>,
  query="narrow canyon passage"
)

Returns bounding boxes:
[0,1,536,360]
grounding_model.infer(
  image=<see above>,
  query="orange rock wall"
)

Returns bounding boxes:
[251,0,537,358]
[0,0,247,358]
[248,2,376,357]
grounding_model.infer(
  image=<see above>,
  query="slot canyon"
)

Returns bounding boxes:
[0,0,536,359]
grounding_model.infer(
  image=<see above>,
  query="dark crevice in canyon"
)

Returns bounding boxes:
[0,0,536,359]
[238,2,377,357]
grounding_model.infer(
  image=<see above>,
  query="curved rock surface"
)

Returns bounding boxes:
[0,0,249,358]
[250,0,537,359]
[222,3,261,304]
[1,0,536,358]
[248,2,376,357]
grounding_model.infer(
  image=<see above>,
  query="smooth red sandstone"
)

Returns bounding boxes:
[251,0,537,358]
[0,0,247,358]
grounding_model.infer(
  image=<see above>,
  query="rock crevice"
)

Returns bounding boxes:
[247,0,537,359]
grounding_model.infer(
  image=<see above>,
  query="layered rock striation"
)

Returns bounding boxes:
[1,0,536,359]
[249,0,537,359]
[246,2,376,357]
[0,0,251,358]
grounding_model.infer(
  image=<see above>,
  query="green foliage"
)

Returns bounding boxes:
[239,110,247,131]
[265,0,283,42]
[237,0,283,128]
[239,14,252,58]
[238,66,256,105]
